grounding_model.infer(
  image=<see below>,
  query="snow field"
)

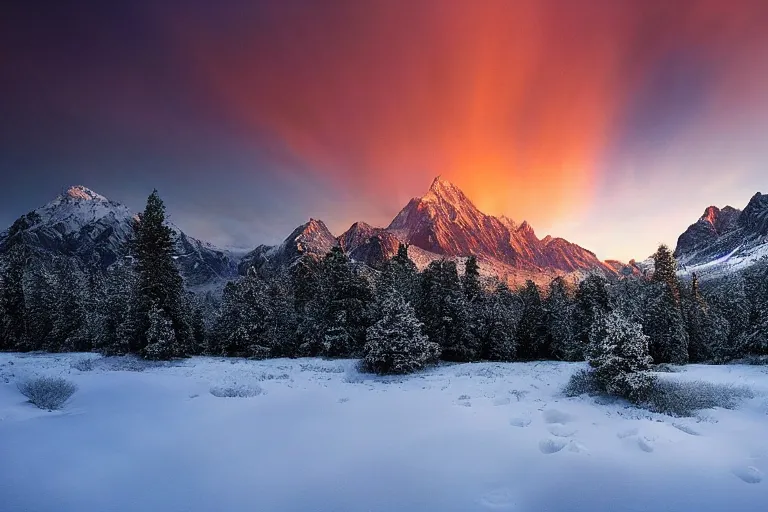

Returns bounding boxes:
[1,354,768,511]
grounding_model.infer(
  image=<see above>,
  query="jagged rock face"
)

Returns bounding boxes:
[338,222,380,252]
[385,176,612,274]
[348,232,401,269]
[0,186,239,289]
[738,193,768,235]
[674,205,741,257]
[674,192,768,278]
[387,177,517,262]
[239,218,338,273]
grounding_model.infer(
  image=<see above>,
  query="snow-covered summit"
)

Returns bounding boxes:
[62,185,109,202]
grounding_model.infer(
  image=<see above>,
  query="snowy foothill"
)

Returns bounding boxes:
[1,354,768,511]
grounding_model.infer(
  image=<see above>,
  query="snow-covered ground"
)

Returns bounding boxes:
[1,354,767,512]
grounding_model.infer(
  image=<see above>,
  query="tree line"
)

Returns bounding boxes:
[1,192,767,375]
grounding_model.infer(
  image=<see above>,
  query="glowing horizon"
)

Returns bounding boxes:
[2,0,768,261]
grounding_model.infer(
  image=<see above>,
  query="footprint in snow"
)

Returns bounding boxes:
[548,425,577,438]
[616,428,639,439]
[478,487,517,509]
[567,440,589,454]
[539,438,567,454]
[637,436,655,453]
[542,409,572,425]
[493,397,511,406]
[732,466,763,484]
[337,397,350,403]
[509,418,531,428]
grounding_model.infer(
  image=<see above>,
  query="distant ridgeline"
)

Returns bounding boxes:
[0,183,767,370]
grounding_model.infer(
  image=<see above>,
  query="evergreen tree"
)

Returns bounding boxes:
[682,273,728,362]
[515,280,548,360]
[574,273,612,352]
[211,270,273,358]
[142,303,178,360]
[544,277,578,360]
[587,309,654,403]
[462,255,482,303]
[645,245,688,364]
[643,281,689,364]
[387,244,420,306]
[23,258,55,351]
[418,259,477,361]
[477,282,520,361]
[298,247,373,357]
[93,262,137,355]
[652,244,680,300]
[131,190,192,358]
[362,292,440,375]
[0,215,38,350]
[48,258,91,352]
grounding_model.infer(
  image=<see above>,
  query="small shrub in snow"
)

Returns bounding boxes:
[17,377,78,410]
[71,358,95,372]
[362,293,440,375]
[642,379,754,417]
[563,369,603,397]
[210,384,263,398]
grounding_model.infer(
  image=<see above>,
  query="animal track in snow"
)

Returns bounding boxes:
[617,428,639,439]
[672,423,700,436]
[539,438,567,454]
[542,409,572,425]
[493,397,511,406]
[548,425,576,437]
[732,466,763,484]
[478,487,517,509]
[637,436,655,453]
[509,418,531,428]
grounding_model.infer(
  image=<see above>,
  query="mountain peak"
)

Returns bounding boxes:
[63,185,108,202]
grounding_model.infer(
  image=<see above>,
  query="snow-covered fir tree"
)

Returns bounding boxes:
[418,259,477,361]
[142,303,178,360]
[362,291,440,375]
[298,247,372,357]
[587,309,654,403]
[574,273,612,352]
[477,282,520,361]
[515,280,548,360]
[544,277,579,360]
[131,190,193,358]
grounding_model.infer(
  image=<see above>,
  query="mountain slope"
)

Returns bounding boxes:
[0,186,239,289]
[675,192,768,280]
[246,177,616,284]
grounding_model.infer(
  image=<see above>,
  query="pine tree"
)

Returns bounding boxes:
[652,244,680,300]
[387,243,420,306]
[298,247,372,357]
[462,255,482,303]
[0,215,37,350]
[643,281,689,364]
[48,258,91,352]
[362,292,440,375]
[477,282,520,361]
[418,259,477,361]
[93,262,137,355]
[574,273,612,352]
[23,258,55,351]
[132,190,192,358]
[211,271,273,358]
[142,303,178,360]
[545,277,578,360]
[515,280,548,360]
[587,309,654,403]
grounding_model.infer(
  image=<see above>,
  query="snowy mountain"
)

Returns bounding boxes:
[238,218,339,273]
[675,192,768,280]
[0,186,239,289]
[242,177,617,284]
